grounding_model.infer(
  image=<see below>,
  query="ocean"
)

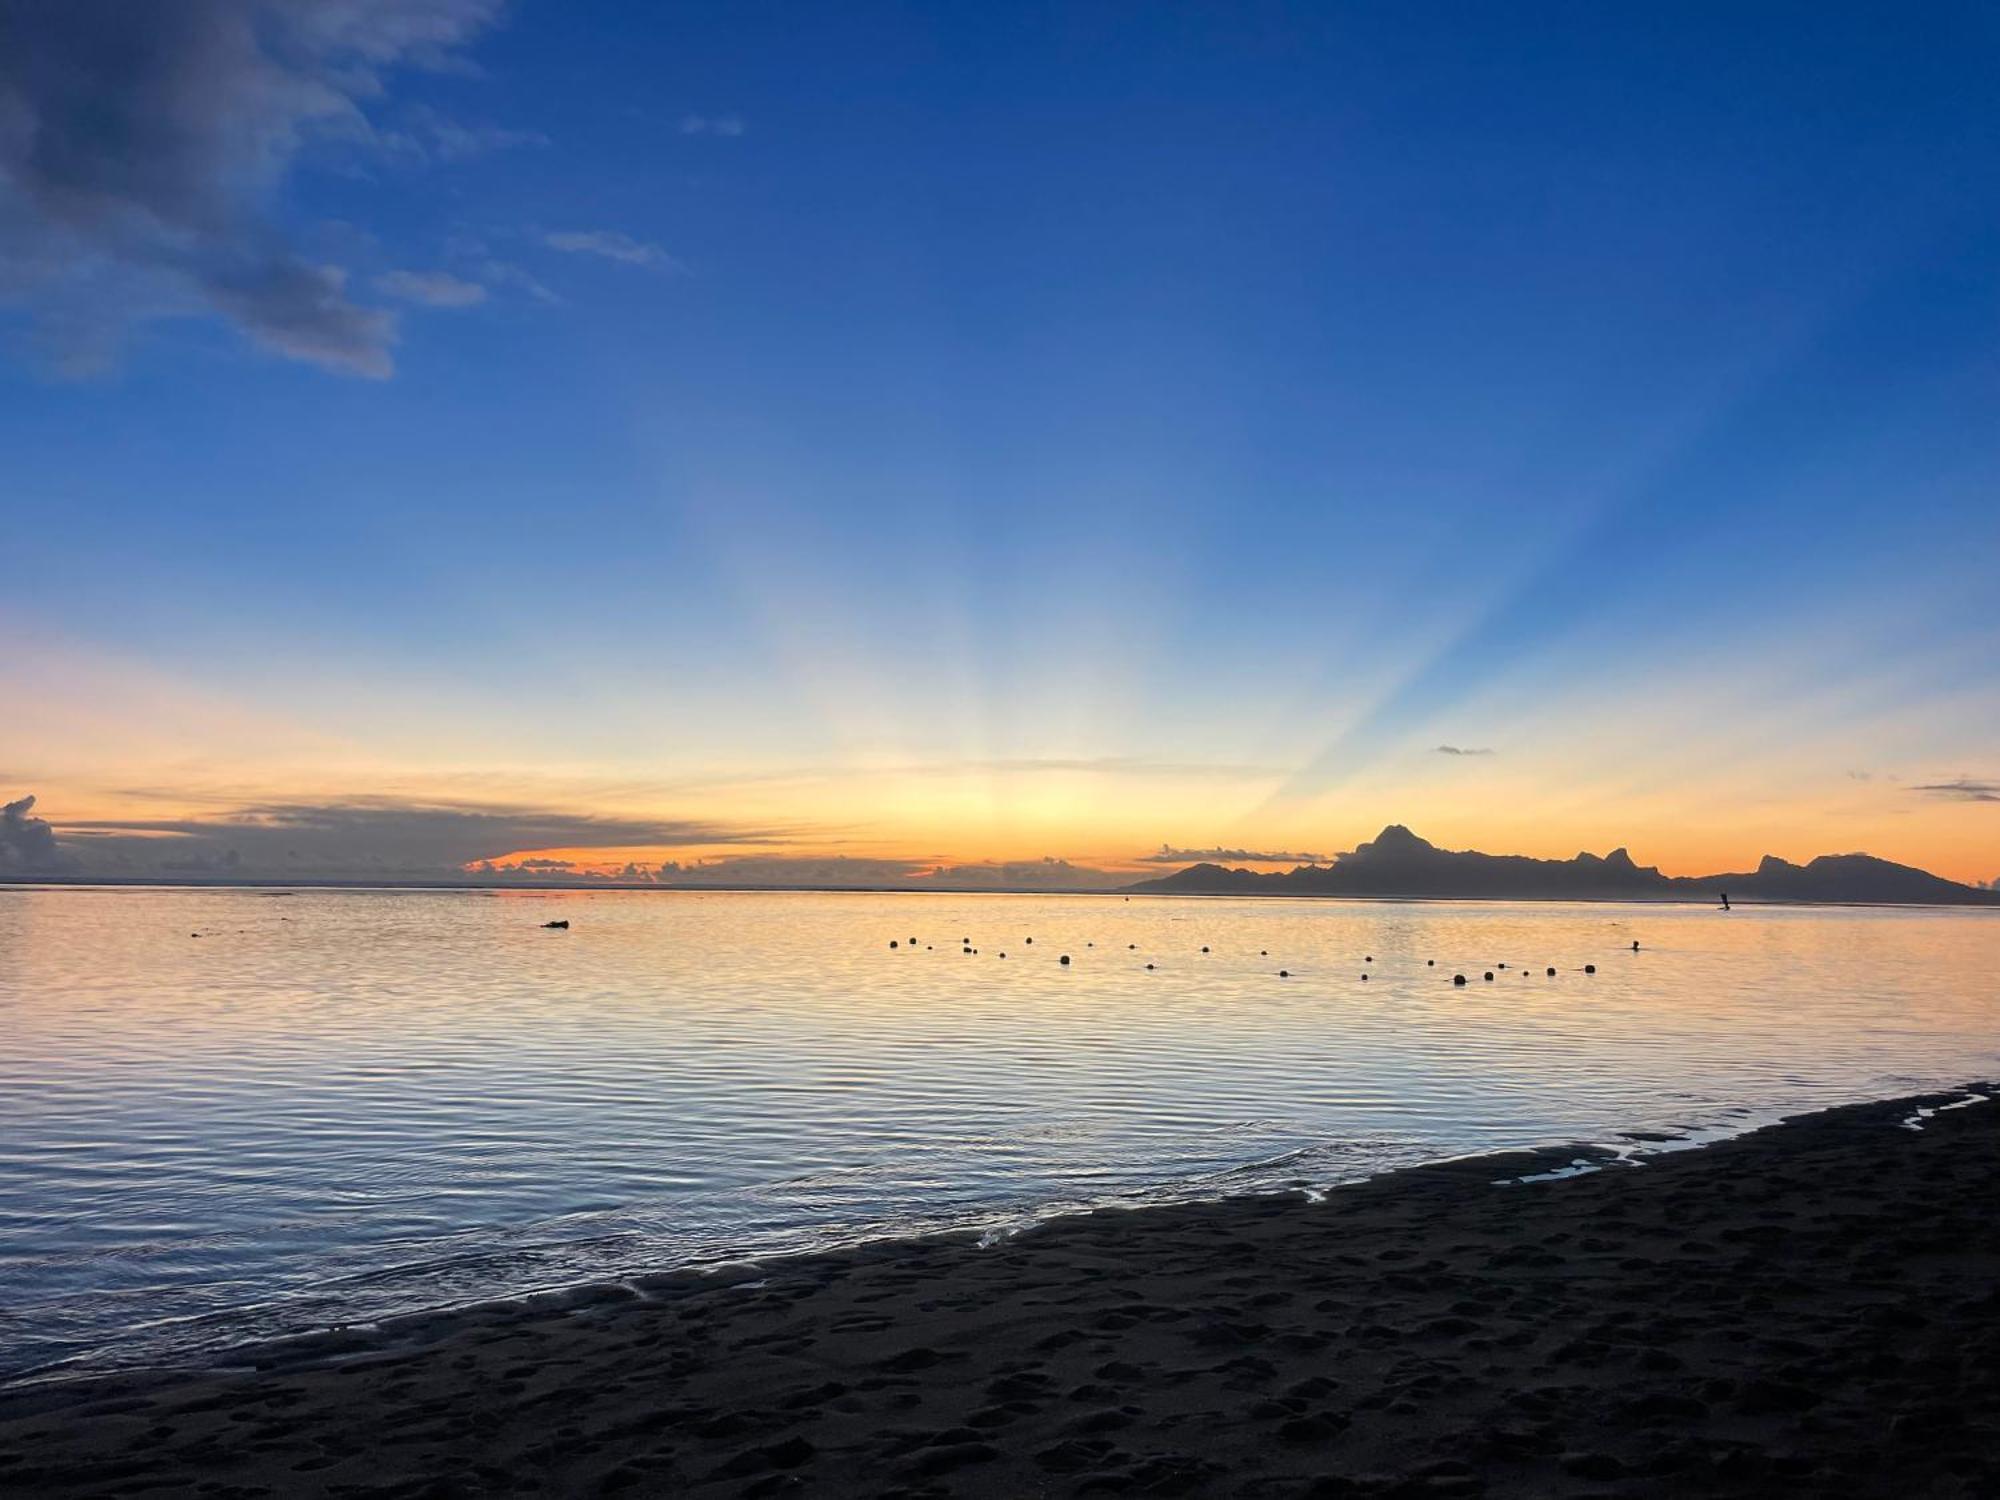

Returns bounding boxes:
[2,884,1994,1380]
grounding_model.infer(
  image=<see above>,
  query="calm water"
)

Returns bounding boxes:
[2,886,1996,1380]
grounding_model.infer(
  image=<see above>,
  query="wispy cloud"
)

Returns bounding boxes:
[1911,779,2000,803]
[475,260,561,304]
[0,0,511,377]
[376,104,547,164]
[1434,744,1495,756]
[438,235,561,305]
[679,114,745,137]
[374,269,488,307]
[543,230,681,270]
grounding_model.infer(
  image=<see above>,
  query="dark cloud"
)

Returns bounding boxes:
[1137,845,1327,865]
[0,0,506,375]
[1434,745,1494,757]
[205,259,396,374]
[1910,779,2000,803]
[1,793,60,869]
[43,795,783,878]
[8,792,1131,889]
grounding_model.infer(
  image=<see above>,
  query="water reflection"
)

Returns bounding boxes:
[1,886,1995,1378]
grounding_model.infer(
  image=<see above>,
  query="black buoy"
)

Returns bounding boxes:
[1453,973,1467,986]
[1361,973,1369,981]
[999,952,1006,959]
[1279,969,1290,977]
[1546,967,1556,976]
[1200,945,1210,953]
[1145,962,1155,970]
[889,940,898,949]
[1260,949,1268,956]
[1584,963,1596,973]
[1483,971,1494,981]
[1059,954,1071,966]
[1025,937,1033,944]
[1426,959,1435,966]
[1497,962,1507,969]
[1128,943,1137,949]
[1365,955,1373,963]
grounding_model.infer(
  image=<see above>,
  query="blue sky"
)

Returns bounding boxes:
[3,2,1997,883]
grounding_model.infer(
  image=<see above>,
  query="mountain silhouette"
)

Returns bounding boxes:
[1127,825,2000,905]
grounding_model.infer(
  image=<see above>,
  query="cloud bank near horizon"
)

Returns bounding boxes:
[1,791,1133,887]
[577,854,1127,891]
[14,794,782,879]
[0,794,58,868]
[1135,845,1329,866]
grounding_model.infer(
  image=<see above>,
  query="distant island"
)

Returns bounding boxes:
[1126,824,2000,906]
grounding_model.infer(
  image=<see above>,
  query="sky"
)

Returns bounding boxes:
[3,1,1998,887]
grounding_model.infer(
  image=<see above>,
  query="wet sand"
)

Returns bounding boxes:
[2,1085,1995,1498]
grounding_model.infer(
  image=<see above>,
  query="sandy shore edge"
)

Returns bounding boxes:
[3,1082,1996,1497]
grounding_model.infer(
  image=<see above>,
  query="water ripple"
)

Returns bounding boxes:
[1,886,1995,1379]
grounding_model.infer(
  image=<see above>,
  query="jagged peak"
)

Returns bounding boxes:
[1361,824,1433,853]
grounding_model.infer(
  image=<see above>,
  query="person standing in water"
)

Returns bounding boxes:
[1720,891,1731,910]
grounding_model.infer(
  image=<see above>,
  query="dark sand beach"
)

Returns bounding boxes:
[3,1086,1995,1499]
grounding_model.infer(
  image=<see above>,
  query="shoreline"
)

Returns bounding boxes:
[0,1077,1965,1394]
[4,1082,1996,1496]
[7,878,1999,910]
